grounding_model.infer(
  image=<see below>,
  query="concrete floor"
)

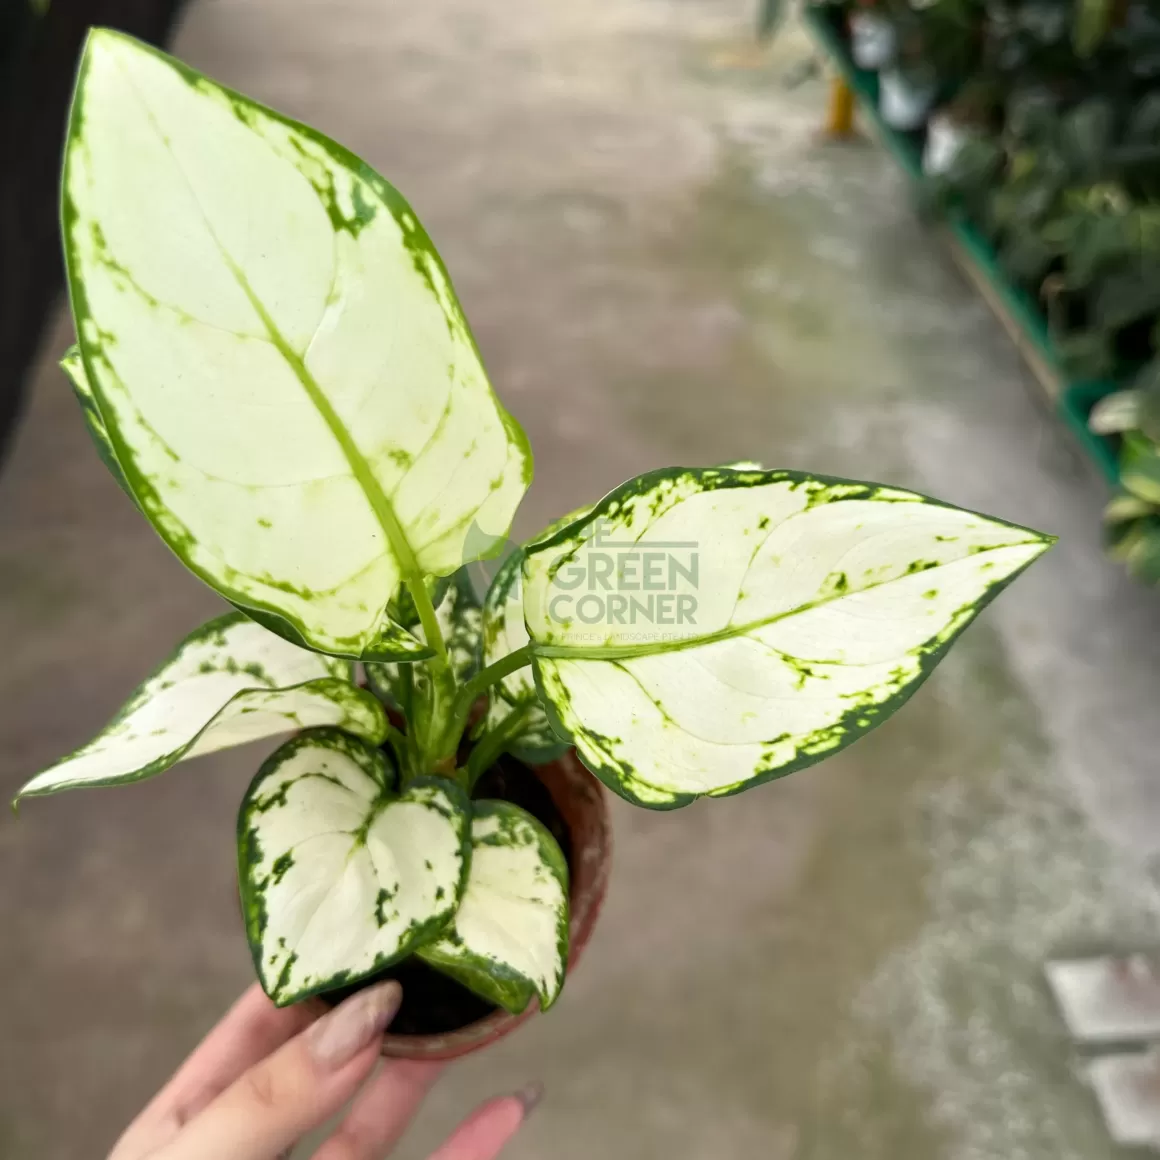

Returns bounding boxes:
[4,1,1160,1157]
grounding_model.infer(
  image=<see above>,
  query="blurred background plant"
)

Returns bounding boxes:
[817,0,1160,584]
[1090,362,1160,582]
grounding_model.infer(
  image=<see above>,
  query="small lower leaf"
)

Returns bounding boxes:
[239,728,471,1006]
[418,801,569,1014]
[16,612,386,800]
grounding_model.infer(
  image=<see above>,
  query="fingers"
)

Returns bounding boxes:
[155,979,403,1160]
[309,1060,444,1160]
[164,985,322,1112]
[426,1085,542,1160]
[111,984,322,1159]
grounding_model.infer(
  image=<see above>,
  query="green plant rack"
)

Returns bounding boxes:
[801,2,1121,488]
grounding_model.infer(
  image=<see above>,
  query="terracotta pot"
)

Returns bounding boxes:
[379,748,613,1060]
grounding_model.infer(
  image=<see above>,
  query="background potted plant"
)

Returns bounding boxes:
[15,29,1056,1059]
[923,74,1002,174]
[849,0,899,71]
[1090,361,1160,583]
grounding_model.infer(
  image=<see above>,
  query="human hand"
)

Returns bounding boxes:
[108,980,540,1160]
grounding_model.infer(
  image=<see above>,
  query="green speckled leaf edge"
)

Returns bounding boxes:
[63,30,532,661]
[418,800,570,1014]
[60,344,135,500]
[59,349,432,662]
[16,611,386,801]
[523,465,1056,810]
[238,727,472,1006]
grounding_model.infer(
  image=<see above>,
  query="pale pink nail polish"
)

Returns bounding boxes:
[306,981,402,1070]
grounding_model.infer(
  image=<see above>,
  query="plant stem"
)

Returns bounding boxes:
[380,723,408,770]
[457,645,534,713]
[448,644,534,730]
[466,702,531,790]
[407,577,448,665]
[422,645,535,771]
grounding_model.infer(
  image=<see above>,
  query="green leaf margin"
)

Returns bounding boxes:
[418,799,570,1014]
[62,30,533,663]
[524,464,1056,810]
[14,611,387,803]
[237,726,473,1006]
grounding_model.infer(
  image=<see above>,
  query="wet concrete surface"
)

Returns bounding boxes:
[4,1,1160,1157]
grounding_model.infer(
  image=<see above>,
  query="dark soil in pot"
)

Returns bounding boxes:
[322,755,573,1036]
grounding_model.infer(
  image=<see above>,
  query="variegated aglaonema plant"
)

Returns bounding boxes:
[17,29,1056,1020]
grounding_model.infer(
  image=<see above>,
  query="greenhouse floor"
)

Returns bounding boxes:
[4,2,1160,1158]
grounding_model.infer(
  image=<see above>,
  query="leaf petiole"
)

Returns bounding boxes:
[448,645,534,732]
[379,723,409,773]
[406,576,449,665]
[466,702,531,790]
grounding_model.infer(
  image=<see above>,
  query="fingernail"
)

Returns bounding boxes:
[512,1081,544,1118]
[306,980,402,1070]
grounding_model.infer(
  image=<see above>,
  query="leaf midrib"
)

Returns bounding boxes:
[531,538,1045,662]
[229,259,424,590]
[114,59,437,654]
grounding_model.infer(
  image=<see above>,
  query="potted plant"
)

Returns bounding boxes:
[1091,361,1160,583]
[15,28,1056,1059]
[877,13,942,132]
[848,0,899,71]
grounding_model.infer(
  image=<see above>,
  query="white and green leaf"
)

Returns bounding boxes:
[16,612,386,801]
[477,500,598,764]
[56,348,395,657]
[1089,388,1142,435]
[522,466,1055,809]
[365,568,482,711]
[1121,432,1160,504]
[61,344,135,500]
[419,800,569,1014]
[479,549,568,765]
[239,728,471,1005]
[482,696,569,766]
[63,30,531,661]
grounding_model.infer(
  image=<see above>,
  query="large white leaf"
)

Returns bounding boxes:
[61,347,336,651]
[16,612,386,801]
[63,30,532,660]
[419,801,569,1014]
[239,728,470,1005]
[522,466,1055,808]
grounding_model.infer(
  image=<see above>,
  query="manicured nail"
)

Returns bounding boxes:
[306,981,402,1070]
[512,1081,544,1118]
